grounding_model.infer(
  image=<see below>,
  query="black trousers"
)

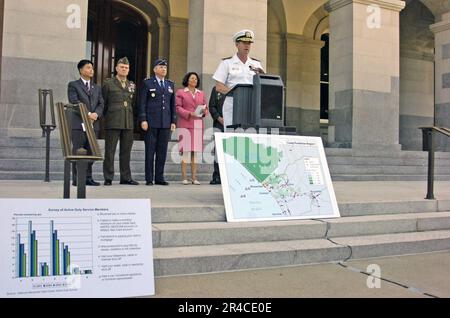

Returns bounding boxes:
[71,129,95,181]
[103,129,134,182]
[144,128,171,183]
[212,123,224,181]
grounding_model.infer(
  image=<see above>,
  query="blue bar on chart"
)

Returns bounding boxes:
[17,233,27,278]
[40,263,49,277]
[16,219,92,278]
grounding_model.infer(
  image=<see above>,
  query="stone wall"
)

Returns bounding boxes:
[0,0,88,137]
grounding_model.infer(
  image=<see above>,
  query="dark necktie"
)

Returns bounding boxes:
[160,80,165,91]
[85,81,91,95]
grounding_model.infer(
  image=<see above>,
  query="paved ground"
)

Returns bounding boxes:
[0,180,450,204]
[153,252,450,298]
[1,181,449,298]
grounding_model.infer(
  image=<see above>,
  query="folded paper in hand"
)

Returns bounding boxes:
[194,105,206,118]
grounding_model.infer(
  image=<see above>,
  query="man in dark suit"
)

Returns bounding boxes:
[67,59,104,186]
[208,87,226,185]
[138,59,176,186]
[102,57,139,186]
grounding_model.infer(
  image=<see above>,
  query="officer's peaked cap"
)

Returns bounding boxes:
[153,58,168,68]
[233,29,255,43]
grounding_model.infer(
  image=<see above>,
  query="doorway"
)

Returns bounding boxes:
[87,0,148,86]
[87,0,149,139]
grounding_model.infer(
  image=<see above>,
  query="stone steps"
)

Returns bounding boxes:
[0,171,214,182]
[152,212,450,248]
[3,143,450,163]
[1,154,450,172]
[331,174,450,181]
[3,149,450,168]
[153,230,450,276]
[1,175,449,278]
[0,159,214,173]
[2,136,450,182]
[150,199,450,223]
[151,202,450,276]
[2,170,449,182]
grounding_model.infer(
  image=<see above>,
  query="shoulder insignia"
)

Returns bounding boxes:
[222,56,232,60]
[251,57,261,62]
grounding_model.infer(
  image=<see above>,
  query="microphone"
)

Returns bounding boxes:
[249,65,265,74]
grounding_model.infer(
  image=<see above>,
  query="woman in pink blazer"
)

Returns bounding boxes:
[176,72,209,185]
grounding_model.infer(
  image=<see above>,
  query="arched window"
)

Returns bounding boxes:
[320,33,329,120]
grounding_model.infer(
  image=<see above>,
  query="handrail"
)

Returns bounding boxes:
[419,126,450,200]
[439,127,450,136]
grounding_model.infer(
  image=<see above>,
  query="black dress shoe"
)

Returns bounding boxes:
[86,179,100,186]
[155,181,169,186]
[72,181,77,187]
[146,181,154,186]
[210,179,221,185]
[104,180,112,186]
[120,180,139,186]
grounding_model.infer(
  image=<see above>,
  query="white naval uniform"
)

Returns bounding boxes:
[212,54,264,129]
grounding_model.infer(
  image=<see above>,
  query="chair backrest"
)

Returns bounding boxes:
[56,102,103,161]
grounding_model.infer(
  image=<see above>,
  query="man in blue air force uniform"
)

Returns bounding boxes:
[138,59,177,186]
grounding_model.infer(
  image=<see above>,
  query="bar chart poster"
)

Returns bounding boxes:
[0,199,154,298]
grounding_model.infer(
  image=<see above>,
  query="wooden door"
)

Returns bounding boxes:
[87,0,149,139]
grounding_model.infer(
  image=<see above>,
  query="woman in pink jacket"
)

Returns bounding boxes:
[176,72,209,185]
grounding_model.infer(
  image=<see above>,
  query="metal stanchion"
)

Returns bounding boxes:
[425,129,435,200]
[420,127,450,200]
[38,89,57,182]
[63,160,71,199]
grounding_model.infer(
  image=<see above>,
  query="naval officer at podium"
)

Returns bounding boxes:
[212,29,265,129]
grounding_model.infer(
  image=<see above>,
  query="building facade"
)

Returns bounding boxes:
[0,0,449,152]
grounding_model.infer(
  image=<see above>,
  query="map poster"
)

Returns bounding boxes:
[0,199,155,298]
[215,133,340,222]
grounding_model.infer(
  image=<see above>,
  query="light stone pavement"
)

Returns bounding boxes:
[152,252,450,298]
[1,181,449,298]
[0,180,449,204]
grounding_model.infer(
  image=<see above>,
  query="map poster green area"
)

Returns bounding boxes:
[215,133,340,222]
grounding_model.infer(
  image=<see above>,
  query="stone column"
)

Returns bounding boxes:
[325,0,405,153]
[157,17,169,61]
[0,0,88,137]
[187,0,268,130]
[168,17,188,88]
[285,34,323,136]
[267,32,286,80]
[431,12,450,151]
